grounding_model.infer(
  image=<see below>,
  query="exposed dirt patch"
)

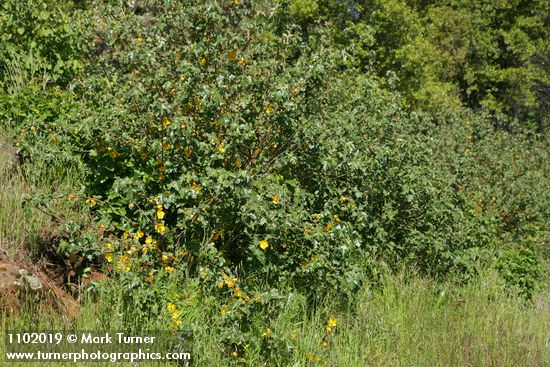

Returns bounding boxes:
[0,138,81,318]
[0,259,79,318]
[0,137,111,319]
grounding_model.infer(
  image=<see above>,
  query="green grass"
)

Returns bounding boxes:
[0,132,87,260]
[2,272,549,366]
[0,134,48,260]
[329,274,549,366]
[1,133,549,366]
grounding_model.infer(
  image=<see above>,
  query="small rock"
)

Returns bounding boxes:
[19,269,43,291]
[0,261,77,317]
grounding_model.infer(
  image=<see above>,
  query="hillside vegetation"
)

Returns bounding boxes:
[0,1,548,366]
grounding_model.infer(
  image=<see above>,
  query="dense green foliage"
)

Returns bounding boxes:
[302,0,549,130]
[0,0,84,90]
[0,0,548,363]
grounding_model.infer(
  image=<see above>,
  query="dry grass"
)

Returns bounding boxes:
[0,136,51,261]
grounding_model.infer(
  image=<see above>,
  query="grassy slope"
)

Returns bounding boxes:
[1,271,549,366]
[0,134,49,260]
[0,132,549,366]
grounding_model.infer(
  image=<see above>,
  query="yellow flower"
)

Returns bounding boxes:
[123,231,131,239]
[167,302,181,318]
[137,37,143,44]
[104,253,113,262]
[109,150,121,158]
[199,58,207,66]
[68,194,76,201]
[105,243,113,251]
[167,303,177,313]
[161,254,169,262]
[162,117,171,127]
[162,142,170,150]
[323,222,333,232]
[265,105,274,114]
[213,229,224,241]
[234,287,242,298]
[261,328,271,338]
[220,305,228,316]
[117,254,131,272]
[233,0,239,5]
[157,210,165,220]
[259,240,269,250]
[340,195,348,203]
[235,160,242,168]
[239,57,246,65]
[217,144,225,153]
[165,266,175,272]
[171,319,182,328]
[231,351,238,358]
[333,214,340,223]
[191,182,202,192]
[217,281,224,288]
[136,229,145,238]
[128,245,137,254]
[326,316,337,333]
[86,198,97,207]
[141,245,149,253]
[155,222,166,234]
[227,50,237,61]
[253,294,261,302]
[145,236,153,244]
[272,195,279,205]
[184,147,192,157]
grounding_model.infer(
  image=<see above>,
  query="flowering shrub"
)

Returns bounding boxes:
[2,0,548,362]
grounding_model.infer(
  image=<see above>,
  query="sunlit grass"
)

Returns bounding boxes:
[2,271,548,366]
[0,134,48,259]
[0,132,86,260]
